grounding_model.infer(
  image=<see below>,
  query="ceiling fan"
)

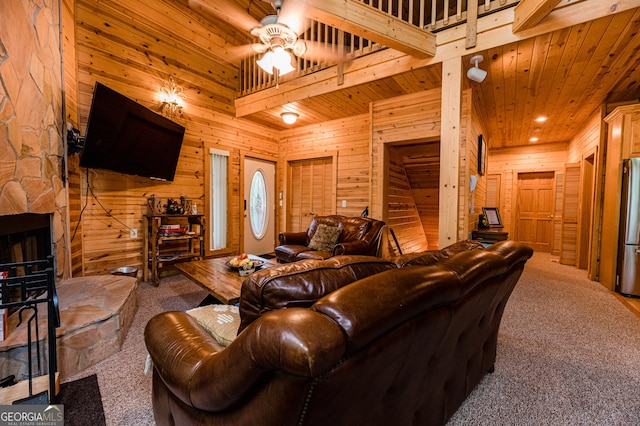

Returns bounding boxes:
[189,0,343,75]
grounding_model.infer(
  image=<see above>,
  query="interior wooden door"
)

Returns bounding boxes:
[577,155,595,270]
[515,171,555,252]
[560,163,581,265]
[287,158,334,232]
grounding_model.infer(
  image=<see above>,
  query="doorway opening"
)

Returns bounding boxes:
[383,140,440,256]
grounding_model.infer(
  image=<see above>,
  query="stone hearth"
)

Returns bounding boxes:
[0,275,137,381]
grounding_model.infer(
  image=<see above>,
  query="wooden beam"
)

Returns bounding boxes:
[235,0,640,117]
[513,0,563,32]
[302,0,436,58]
[439,57,462,247]
[466,0,479,49]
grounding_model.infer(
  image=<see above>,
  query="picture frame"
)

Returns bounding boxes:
[478,134,487,176]
[482,207,503,228]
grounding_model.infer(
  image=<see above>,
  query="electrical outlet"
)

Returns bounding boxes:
[130,229,138,238]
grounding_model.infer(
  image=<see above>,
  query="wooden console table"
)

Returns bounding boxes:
[143,214,205,286]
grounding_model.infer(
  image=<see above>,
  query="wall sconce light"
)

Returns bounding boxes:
[281,112,299,124]
[467,55,487,83]
[160,76,186,119]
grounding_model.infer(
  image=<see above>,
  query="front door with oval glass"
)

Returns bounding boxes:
[243,158,276,256]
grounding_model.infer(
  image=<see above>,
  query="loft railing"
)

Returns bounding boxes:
[239,0,519,95]
[360,0,518,31]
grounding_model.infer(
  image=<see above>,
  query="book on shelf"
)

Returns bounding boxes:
[157,254,182,262]
[158,227,188,237]
[159,224,182,229]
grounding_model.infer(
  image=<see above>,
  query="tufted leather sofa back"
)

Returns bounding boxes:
[304,244,531,424]
[238,255,397,333]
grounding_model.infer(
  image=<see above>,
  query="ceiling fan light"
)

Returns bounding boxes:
[272,46,295,75]
[257,51,274,74]
[281,112,299,124]
[275,60,295,75]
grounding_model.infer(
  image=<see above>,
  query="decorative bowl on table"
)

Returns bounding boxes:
[225,254,264,274]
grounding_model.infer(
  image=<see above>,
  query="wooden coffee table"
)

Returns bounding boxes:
[175,255,275,304]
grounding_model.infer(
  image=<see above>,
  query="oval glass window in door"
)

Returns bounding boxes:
[249,170,268,239]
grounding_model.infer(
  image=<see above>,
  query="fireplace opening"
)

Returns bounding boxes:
[0,214,52,265]
[0,214,53,314]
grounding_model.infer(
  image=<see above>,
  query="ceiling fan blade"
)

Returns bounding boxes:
[278,0,310,35]
[299,40,349,63]
[226,43,268,61]
[188,0,260,33]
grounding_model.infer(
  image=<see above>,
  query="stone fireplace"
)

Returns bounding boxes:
[0,1,69,278]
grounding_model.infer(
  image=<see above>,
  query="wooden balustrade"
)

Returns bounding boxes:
[239,0,519,95]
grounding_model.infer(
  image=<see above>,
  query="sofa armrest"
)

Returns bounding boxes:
[145,309,346,413]
[278,231,308,245]
[145,311,265,411]
[333,240,370,256]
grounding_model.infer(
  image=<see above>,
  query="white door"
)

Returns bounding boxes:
[244,158,276,256]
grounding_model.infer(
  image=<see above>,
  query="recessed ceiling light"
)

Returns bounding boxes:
[535,116,548,123]
[529,137,539,142]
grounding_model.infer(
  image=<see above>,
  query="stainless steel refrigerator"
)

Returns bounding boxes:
[616,157,640,297]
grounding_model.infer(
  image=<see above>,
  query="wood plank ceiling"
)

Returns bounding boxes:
[174,1,640,149]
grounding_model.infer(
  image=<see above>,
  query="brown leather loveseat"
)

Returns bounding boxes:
[145,240,533,425]
[275,215,385,263]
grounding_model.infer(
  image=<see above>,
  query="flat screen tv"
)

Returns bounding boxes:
[79,82,185,181]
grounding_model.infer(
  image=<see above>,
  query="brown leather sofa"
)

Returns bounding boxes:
[275,215,385,263]
[145,240,533,426]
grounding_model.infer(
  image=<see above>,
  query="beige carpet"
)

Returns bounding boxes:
[449,252,640,425]
[63,253,640,425]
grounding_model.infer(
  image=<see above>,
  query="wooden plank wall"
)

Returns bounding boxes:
[278,115,371,233]
[488,143,569,239]
[62,0,82,277]
[371,88,473,247]
[371,90,442,247]
[466,96,486,239]
[566,109,604,276]
[278,88,478,253]
[68,0,279,276]
[64,1,495,273]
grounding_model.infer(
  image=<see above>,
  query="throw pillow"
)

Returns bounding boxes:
[186,304,240,347]
[308,224,342,252]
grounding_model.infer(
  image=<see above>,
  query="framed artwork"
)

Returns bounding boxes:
[482,207,503,228]
[478,134,487,176]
